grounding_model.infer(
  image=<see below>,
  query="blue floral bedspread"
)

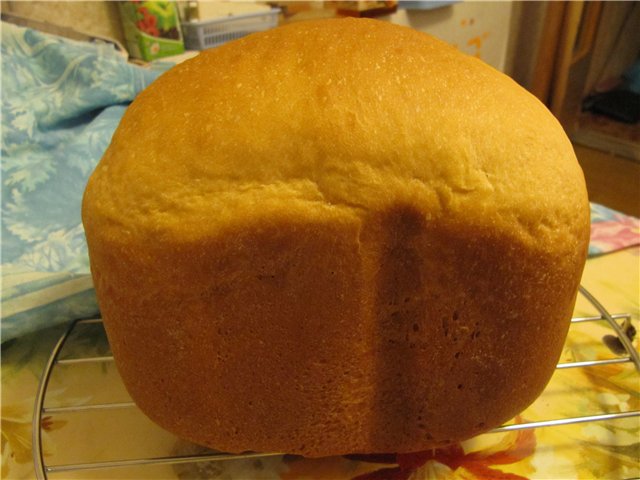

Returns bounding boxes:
[1,22,161,342]
[1,21,638,343]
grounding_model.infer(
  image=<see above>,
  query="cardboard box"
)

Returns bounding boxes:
[119,1,185,61]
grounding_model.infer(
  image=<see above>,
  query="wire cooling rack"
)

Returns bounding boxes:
[32,286,640,479]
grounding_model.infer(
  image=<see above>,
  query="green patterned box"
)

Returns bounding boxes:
[119,1,185,61]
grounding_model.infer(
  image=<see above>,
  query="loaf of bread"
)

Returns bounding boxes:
[82,18,590,457]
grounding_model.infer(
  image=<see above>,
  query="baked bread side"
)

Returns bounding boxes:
[82,18,590,457]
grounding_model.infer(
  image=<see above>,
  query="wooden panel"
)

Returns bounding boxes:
[0,1,125,45]
[574,144,640,217]
[549,1,585,116]
[507,1,548,90]
[558,2,604,129]
[572,1,603,63]
[529,1,566,104]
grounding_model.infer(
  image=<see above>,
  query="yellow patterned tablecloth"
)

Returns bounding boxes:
[2,247,639,480]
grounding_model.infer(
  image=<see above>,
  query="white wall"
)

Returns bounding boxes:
[382,2,514,72]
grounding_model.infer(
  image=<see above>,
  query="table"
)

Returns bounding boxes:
[2,245,638,480]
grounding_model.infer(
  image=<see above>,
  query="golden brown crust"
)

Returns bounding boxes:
[83,17,590,457]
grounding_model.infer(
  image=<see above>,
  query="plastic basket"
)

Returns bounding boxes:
[181,8,280,50]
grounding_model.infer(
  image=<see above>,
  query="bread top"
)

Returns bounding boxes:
[83,18,589,252]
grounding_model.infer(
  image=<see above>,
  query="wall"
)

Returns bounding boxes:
[382,2,514,72]
[1,1,522,75]
[1,0,126,45]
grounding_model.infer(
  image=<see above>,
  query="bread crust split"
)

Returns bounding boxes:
[82,17,590,457]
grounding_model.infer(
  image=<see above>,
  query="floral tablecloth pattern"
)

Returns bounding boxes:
[589,203,640,256]
[2,246,638,480]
